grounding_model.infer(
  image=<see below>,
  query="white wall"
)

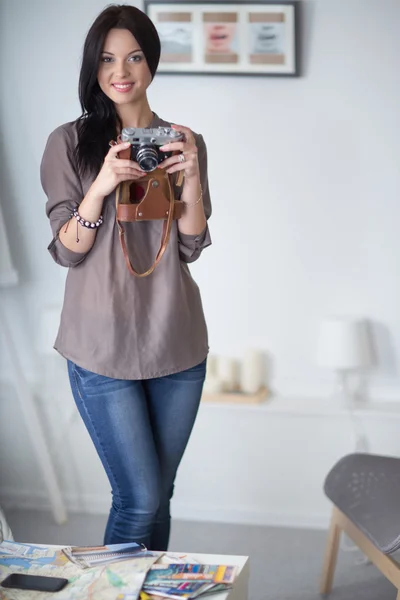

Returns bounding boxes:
[1,0,400,527]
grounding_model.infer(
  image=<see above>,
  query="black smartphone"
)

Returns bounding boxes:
[1,573,69,592]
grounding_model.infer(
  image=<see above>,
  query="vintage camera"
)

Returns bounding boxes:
[121,126,184,172]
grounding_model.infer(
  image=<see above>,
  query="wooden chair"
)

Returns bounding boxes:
[320,453,400,599]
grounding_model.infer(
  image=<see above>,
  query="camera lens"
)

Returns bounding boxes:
[136,145,158,172]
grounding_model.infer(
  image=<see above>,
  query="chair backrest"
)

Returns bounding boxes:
[324,452,400,554]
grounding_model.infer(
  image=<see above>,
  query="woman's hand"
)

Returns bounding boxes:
[158,125,200,182]
[91,142,146,199]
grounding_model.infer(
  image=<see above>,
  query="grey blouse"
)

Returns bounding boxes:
[40,113,211,380]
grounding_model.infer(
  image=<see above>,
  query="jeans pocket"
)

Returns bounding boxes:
[70,361,107,387]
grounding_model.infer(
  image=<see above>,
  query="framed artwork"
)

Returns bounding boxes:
[144,1,299,76]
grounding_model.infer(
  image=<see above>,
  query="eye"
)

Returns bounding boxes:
[100,56,113,63]
[128,54,143,63]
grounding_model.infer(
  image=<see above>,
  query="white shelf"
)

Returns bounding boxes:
[202,387,268,405]
[200,394,400,418]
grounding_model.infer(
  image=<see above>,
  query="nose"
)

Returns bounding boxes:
[114,59,130,79]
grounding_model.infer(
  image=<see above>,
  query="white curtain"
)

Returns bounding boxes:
[0,201,18,288]
[0,505,14,542]
[0,204,16,541]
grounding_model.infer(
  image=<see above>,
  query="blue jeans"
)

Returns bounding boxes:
[67,359,206,550]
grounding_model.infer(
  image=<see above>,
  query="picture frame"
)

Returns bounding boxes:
[144,1,299,77]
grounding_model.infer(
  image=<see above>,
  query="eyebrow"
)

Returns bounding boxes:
[101,49,142,55]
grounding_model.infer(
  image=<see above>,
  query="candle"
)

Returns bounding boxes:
[206,354,218,378]
[217,356,239,392]
[203,355,223,394]
[203,375,224,394]
[240,349,264,394]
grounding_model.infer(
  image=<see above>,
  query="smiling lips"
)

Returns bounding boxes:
[112,83,134,93]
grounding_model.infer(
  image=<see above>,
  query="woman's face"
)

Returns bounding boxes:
[97,28,152,106]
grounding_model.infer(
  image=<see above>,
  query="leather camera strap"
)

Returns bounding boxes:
[115,175,175,278]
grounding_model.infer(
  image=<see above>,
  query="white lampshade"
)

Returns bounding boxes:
[316,316,373,370]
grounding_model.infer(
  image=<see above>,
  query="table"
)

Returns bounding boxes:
[1,544,249,600]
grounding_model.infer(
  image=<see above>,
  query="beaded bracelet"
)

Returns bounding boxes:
[64,208,104,243]
[72,208,103,229]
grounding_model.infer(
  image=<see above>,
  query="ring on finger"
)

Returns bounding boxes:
[178,153,186,163]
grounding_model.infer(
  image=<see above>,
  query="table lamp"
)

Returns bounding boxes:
[316,316,374,405]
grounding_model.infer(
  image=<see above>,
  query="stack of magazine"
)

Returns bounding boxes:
[62,543,238,599]
[141,563,237,599]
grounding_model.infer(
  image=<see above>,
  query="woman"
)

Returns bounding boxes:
[40,4,211,551]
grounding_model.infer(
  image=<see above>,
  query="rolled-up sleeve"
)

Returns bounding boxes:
[178,133,212,263]
[40,125,88,267]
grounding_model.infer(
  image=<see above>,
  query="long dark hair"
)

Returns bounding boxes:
[74,5,160,176]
